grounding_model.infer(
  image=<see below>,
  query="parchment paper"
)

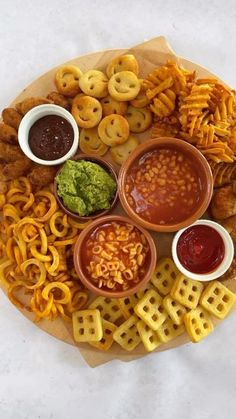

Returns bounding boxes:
[3,36,235,367]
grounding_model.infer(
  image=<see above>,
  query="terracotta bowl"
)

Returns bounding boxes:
[73,215,157,298]
[54,154,118,221]
[118,137,213,233]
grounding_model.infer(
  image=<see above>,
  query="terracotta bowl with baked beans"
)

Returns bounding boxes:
[118,138,213,233]
[73,215,157,298]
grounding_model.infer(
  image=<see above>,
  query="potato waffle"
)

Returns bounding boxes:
[137,320,162,352]
[118,294,140,319]
[156,316,185,343]
[89,319,117,351]
[89,296,124,324]
[151,257,180,296]
[134,289,168,330]
[72,309,103,343]
[163,295,187,325]
[113,315,141,351]
[170,274,204,309]
[184,306,214,343]
[200,281,236,319]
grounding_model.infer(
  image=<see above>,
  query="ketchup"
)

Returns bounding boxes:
[29,115,74,160]
[177,225,225,274]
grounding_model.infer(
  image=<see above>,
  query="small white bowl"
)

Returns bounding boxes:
[18,104,79,166]
[172,219,234,281]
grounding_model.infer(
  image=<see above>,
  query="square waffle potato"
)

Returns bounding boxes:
[113,315,141,351]
[156,316,185,343]
[118,294,140,319]
[200,281,236,320]
[89,296,124,324]
[137,320,162,352]
[184,306,214,343]
[163,295,187,325]
[72,309,103,343]
[151,257,180,296]
[135,282,154,299]
[89,319,117,351]
[170,274,204,309]
[134,289,167,331]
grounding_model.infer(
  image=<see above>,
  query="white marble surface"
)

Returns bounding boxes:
[0,1,236,418]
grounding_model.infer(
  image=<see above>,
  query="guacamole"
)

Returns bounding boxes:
[56,160,117,216]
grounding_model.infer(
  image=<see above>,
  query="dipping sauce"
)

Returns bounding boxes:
[124,148,202,225]
[82,221,150,292]
[28,115,74,160]
[177,225,225,274]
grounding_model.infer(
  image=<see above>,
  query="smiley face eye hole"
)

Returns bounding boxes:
[111,119,114,125]
[119,60,122,65]
[84,136,90,141]
[93,108,98,112]
[114,110,117,114]
[90,84,94,90]
[129,84,135,88]
[63,83,67,87]
[137,122,141,128]
[104,100,109,104]
[77,105,83,110]
[116,77,121,83]
[74,77,79,81]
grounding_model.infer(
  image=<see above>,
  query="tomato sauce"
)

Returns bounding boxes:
[177,225,225,274]
[125,148,202,225]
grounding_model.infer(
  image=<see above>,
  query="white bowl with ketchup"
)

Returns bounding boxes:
[172,220,234,281]
[18,104,79,165]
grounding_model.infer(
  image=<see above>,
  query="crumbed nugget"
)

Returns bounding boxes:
[211,185,236,220]
[28,165,58,187]
[0,123,18,144]
[2,157,32,179]
[2,108,22,130]
[0,143,24,162]
[47,91,71,110]
[15,97,52,115]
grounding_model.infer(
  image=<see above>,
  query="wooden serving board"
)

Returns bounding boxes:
[1,36,235,367]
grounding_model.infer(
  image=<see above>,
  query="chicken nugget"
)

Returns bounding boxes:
[47,92,71,110]
[2,108,22,130]
[2,157,32,180]
[0,143,24,162]
[0,123,18,144]
[28,165,58,187]
[211,185,236,220]
[15,97,52,115]
[221,215,236,242]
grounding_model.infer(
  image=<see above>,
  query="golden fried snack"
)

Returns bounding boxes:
[2,108,22,130]
[28,165,58,188]
[98,114,129,146]
[16,97,52,115]
[130,79,152,108]
[163,295,187,325]
[221,215,236,242]
[72,309,103,343]
[200,281,236,319]
[124,105,152,133]
[79,70,108,98]
[134,289,168,331]
[184,306,214,343]
[79,127,109,156]
[151,257,180,296]
[170,274,204,309]
[156,316,185,343]
[110,135,139,165]
[89,296,124,324]
[55,65,82,97]
[100,95,128,116]
[211,184,236,220]
[113,315,141,351]
[47,91,71,110]
[108,71,141,102]
[0,123,18,144]
[2,157,33,180]
[137,320,162,352]
[106,54,139,79]
[89,319,117,351]
[118,294,139,319]
[71,95,102,128]
[209,161,236,187]
[0,143,24,162]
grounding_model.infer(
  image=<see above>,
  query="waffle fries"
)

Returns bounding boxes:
[113,315,141,351]
[151,257,180,296]
[72,309,103,343]
[184,306,214,343]
[170,274,204,309]
[134,289,168,331]
[200,281,236,319]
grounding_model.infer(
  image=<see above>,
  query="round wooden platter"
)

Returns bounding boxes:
[2,37,235,366]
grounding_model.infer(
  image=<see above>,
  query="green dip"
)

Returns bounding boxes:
[56,160,117,216]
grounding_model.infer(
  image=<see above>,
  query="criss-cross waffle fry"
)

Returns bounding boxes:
[137,320,162,352]
[89,296,124,324]
[113,315,141,351]
[134,289,167,331]
[118,294,140,319]
[72,309,103,343]
[89,319,117,351]
[163,295,187,325]
[170,274,204,309]
[200,281,236,320]
[209,161,236,187]
[184,306,214,343]
[156,316,185,343]
[151,258,180,296]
